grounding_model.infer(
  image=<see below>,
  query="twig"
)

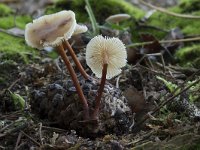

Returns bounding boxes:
[116,75,122,88]
[14,132,22,150]
[157,69,200,107]
[0,121,16,133]
[0,122,28,138]
[135,53,166,73]
[126,36,200,48]
[21,131,40,146]
[0,76,21,95]
[133,76,200,130]
[0,145,5,149]
[155,78,200,114]
[39,123,43,145]
[41,126,67,133]
[139,0,200,19]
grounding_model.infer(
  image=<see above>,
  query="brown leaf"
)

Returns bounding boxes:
[140,33,164,54]
[124,86,146,113]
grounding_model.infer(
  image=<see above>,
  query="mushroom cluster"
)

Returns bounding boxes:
[26,10,132,134]
[25,10,89,119]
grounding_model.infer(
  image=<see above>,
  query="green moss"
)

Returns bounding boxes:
[0,15,32,29]
[148,1,200,36]
[179,0,200,13]
[0,4,13,16]
[46,0,144,23]
[175,44,200,68]
[0,60,18,87]
[0,32,38,63]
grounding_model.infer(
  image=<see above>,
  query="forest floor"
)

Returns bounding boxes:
[0,0,200,149]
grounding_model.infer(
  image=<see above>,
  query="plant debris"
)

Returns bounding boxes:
[0,0,200,149]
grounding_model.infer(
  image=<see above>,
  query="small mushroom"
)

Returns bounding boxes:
[73,24,88,36]
[86,35,127,119]
[25,10,89,120]
[25,10,76,49]
[105,13,131,24]
[105,14,131,35]
[25,10,88,80]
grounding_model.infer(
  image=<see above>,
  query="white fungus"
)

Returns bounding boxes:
[73,24,88,36]
[105,14,131,24]
[25,10,76,49]
[86,35,127,79]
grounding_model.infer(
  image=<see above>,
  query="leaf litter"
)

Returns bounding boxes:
[0,0,200,149]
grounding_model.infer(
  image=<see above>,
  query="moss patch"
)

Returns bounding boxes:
[0,32,38,64]
[148,1,200,36]
[0,3,31,29]
[175,44,200,68]
[0,4,36,63]
[46,0,145,23]
[0,15,32,29]
[0,4,13,16]
[179,0,200,13]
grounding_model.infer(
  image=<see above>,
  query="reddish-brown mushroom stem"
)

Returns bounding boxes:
[63,40,89,80]
[92,63,108,119]
[56,44,89,120]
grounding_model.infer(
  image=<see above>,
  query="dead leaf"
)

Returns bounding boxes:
[124,86,146,113]
[140,33,165,54]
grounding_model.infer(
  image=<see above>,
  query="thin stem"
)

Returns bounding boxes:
[63,40,89,80]
[56,44,89,120]
[139,0,200,19]
[126,36,200,48]
[84,0,99,35]
[92,64,108,119]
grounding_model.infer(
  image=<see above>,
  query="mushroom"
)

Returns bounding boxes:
[105,13,131,24]
[105,14,131,35]
[25,10,89,120]
[25,10,88,80]
[73,24,88,36]
[86,35,127,119]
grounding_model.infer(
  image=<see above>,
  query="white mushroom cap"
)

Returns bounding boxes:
[25,10,76,49]
[73,24,88,36]
[105,14,131,23]
[86,35,127,79]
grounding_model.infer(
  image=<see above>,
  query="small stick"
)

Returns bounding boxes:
[56,45,89,120]
[39,123,43,145]
[146,53,166,73]
[139,0,200,19]
[0,76,21,95]
[92,64,108,119]
[0,145,5,149]
[21,131,41,146]
[63,40,89,80]
[116,75,122,88]
[126,36,200,48]
[133,77,200,130]
[0,122,15,133]
[157,69,200,107]
[42,126,67,133]
[14,132,22,150]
